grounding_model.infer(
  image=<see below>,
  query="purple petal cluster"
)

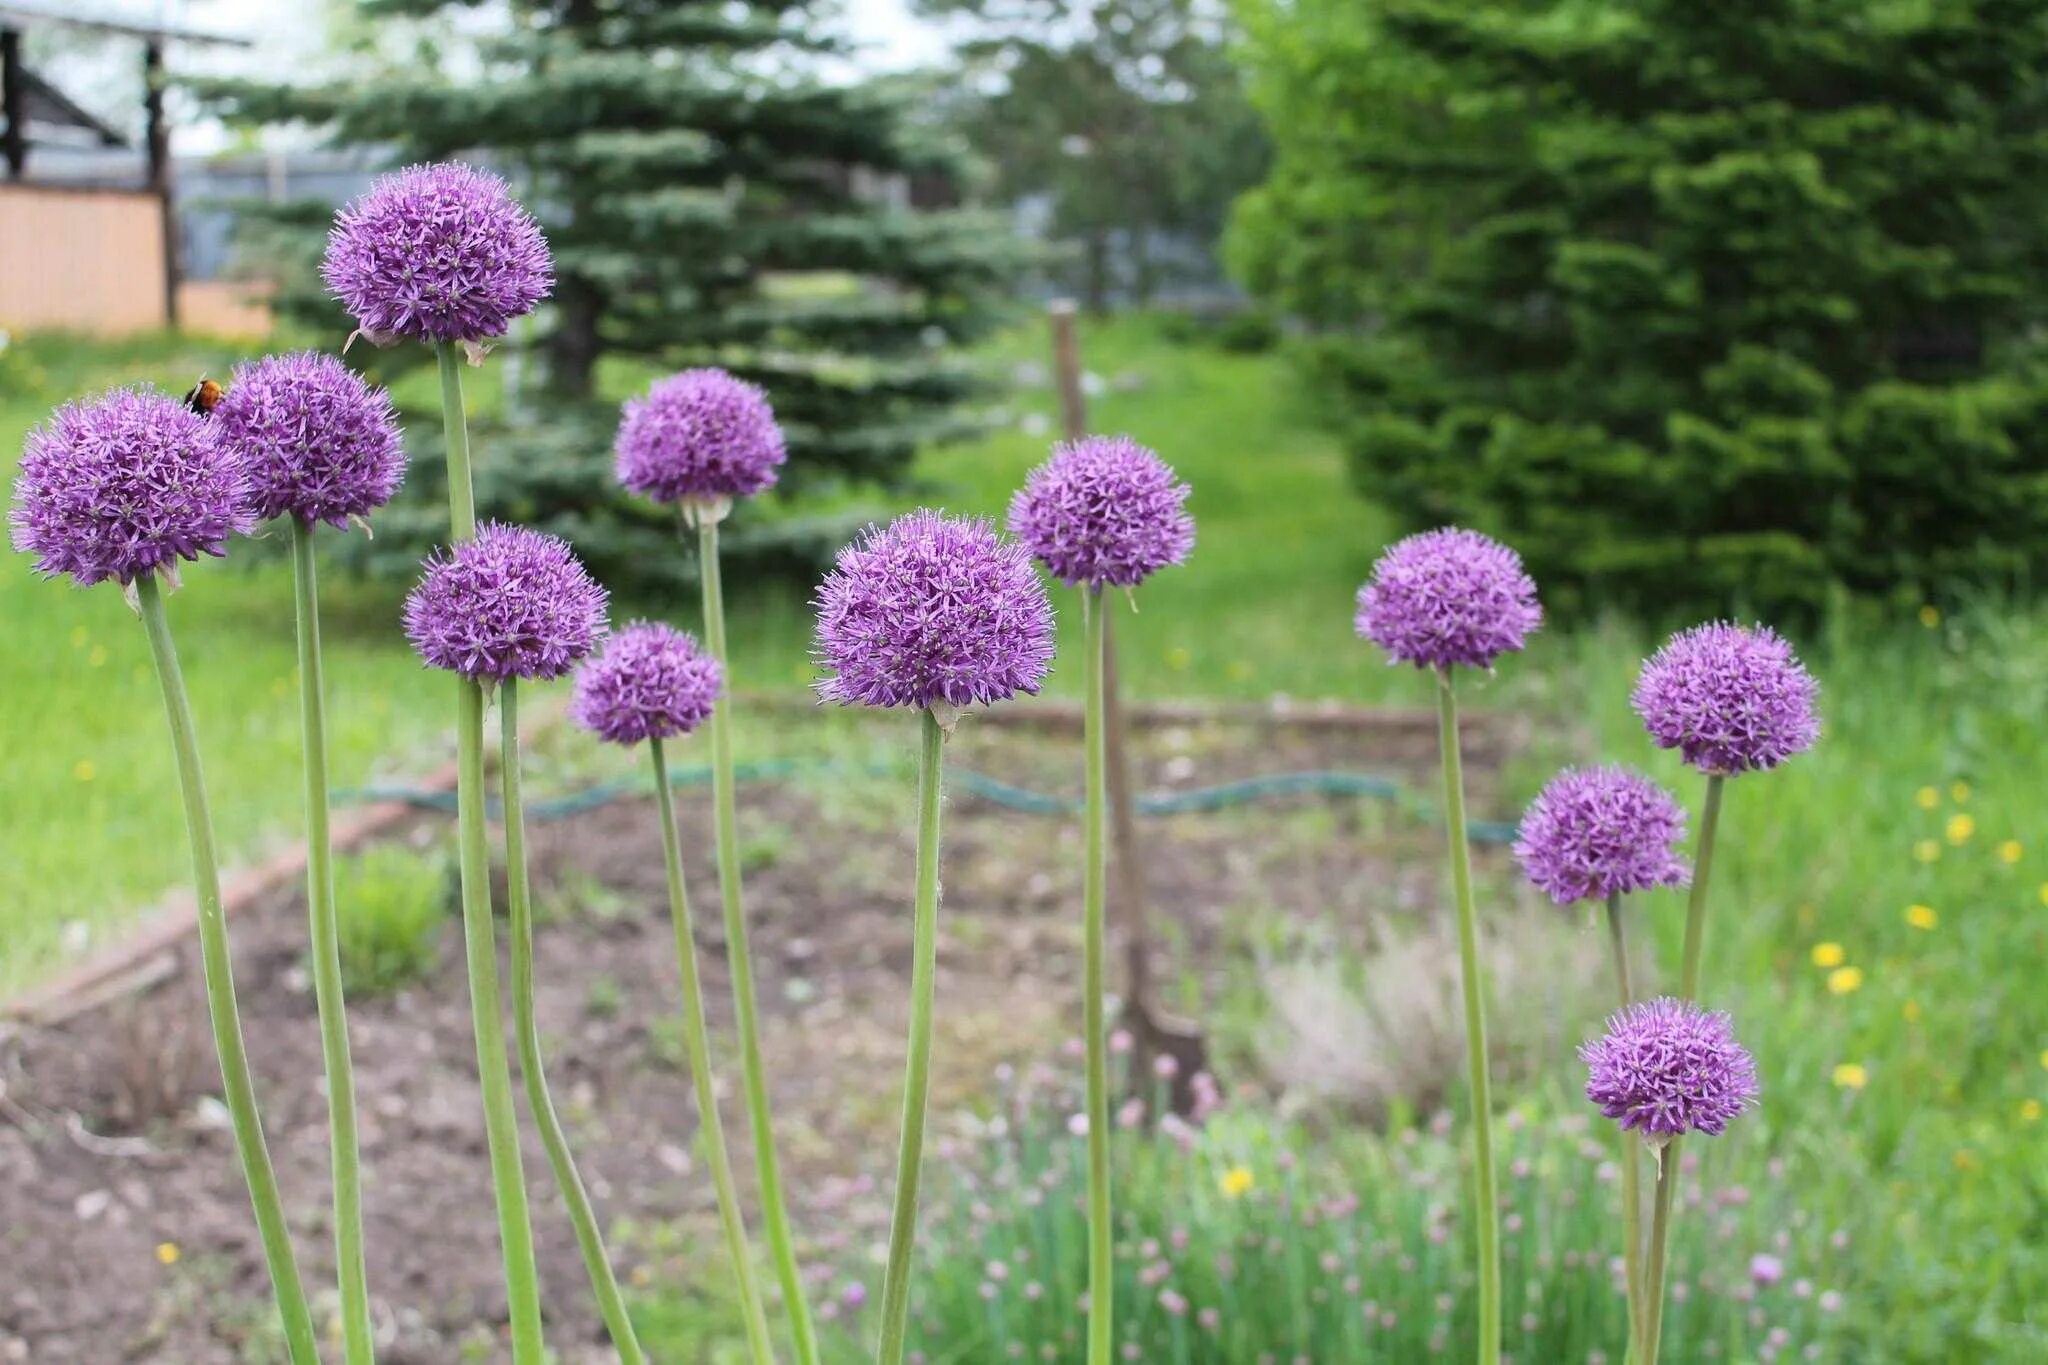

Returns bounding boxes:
[615,369,787,504]
[323,162,552,344]
[1581,997,1759,1139]
[403,522,607,682]
[1006,435,1195,588]
[1514,766,1690,904]
[1354,527,1541,670]
[570,621,723,746]
[11,387,252,586]
[814,510,1055,710]
[210,352,405,527]
[1632,622,1820,775]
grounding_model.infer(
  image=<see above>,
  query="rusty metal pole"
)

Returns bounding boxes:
[143,40,180,329]
[1046,302,1207,1106]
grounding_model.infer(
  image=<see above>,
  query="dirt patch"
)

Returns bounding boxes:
[0,709,1518,1363]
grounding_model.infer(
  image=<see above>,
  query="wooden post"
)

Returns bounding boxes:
[1,28,26,180]
[143,40,180,328]
[1046,301,1209,1108]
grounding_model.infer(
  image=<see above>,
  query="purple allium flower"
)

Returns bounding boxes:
[11,387,251,586]
[403,522,606,682]
[1580,997,1759,1139]
[614,368,787,504]
[814,509,1054,710]
[1006,435,1194,588]
[570,621,722,745]
[323,162,552,344]
[209,352,405,527]
[1514,766,1691,904]
[1632,622,1820,775]
[1354,527,1542,670]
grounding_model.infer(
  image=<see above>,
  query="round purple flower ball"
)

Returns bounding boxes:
[403,522,607,682]
[615,368,787,505]
[570,621,723,746]
[1580,996,1759,1140]
[1354,527,1542,671]
[1632,622,1820,775]
[1514,766,1690,904]
[1006,435,1195,588]
[814,509,1055,710]
[11,386,252,587]
[210,352,405,527]
[323,162,552,344]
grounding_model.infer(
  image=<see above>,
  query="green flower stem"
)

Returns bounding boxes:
[1640,1144,1680,1365]
[876,708,946,1365]
[290,518,375,1365]
[1677,774,1725,1002]
[1082,589,1113,1365]
[136,574,320,1365]
[1605,892,1643,1362]
[697,514,817,1364]
[648,734,778,1364]
[502,684,648,1365]
[1434,668,1500,1365]
[436,342,546,1362]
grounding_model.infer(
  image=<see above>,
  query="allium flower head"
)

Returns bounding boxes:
[570,621,723,746]
[1514,766,1690,904]
[1632,622,1820,775]
[404,522,606,682]
[615,368,786,504]
[323,162,552,344]
[814,509,1054,710]
[210,352,404,526]
[11,387,252,586]
[1580,997,1759,1139]
[1355,527,1541,670]
[1006,435,1194,588]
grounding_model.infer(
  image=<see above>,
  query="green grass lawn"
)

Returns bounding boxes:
[7,319,2047,1356]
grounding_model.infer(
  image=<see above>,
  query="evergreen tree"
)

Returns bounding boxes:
[1231,0,2048,615]
[201,0,1025,590]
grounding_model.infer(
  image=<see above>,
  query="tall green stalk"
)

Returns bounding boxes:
[437,342,546,1361]
[1604,892,1643,1361]
[1081,590,1114,1365]
[136,574,320,1365]
[696,512,818,1363]
[1677,774,1726,1001]
[1640,1147,1680,1365]
[648,735,778,1364]
[501,683,648,1365]
[1434,668,1499,1365]
[289,518,375,1365]
[876,709,946,1365]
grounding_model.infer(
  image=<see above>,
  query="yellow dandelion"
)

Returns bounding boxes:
[2020,1099,2042,1124]
[1905,904,1938,931]
[1951,781,1972,804]
[1226,660,1254,682]
[1915,786,1940,811]
[1219,1165,1255,1199]
[1997,840,2022,865]
[1913,839,1941,864]
[74,760,96,783]
[1166,646,1193,672]
[1918,604,1941,628]
[2039,1049,2048,1072]
[70,624,90,648]
[1954,1149,1980,1173]
[1902,999,1922,1023]
[1810,942,1845,969]
[88,644,108,667]
[2039,883,2048,908]
[1826,965,1864,995]
[1831,1063,1868,1090]
[155,1242,180,1266]
[1946,813,1976,846]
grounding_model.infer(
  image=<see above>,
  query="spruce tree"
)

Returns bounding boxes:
[200,0,1024,590]
[1232,0,2048,615]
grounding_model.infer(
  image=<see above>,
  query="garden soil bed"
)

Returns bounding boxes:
[0,708,1517,1364]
